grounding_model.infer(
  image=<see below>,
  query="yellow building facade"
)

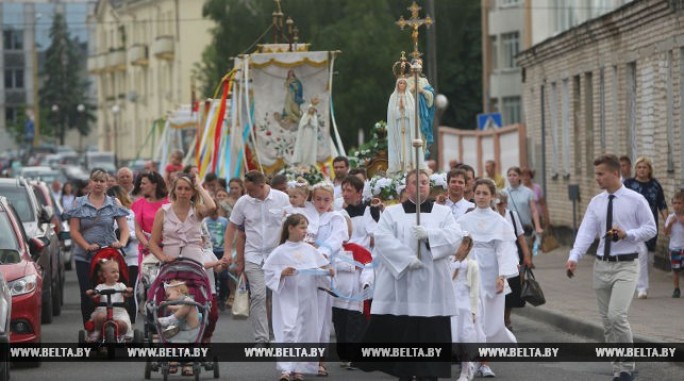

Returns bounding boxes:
[87,0,212,161]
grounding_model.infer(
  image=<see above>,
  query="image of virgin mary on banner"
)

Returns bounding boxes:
[244,51,334,172]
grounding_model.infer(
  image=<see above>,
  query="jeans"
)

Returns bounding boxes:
[76,260,95,325]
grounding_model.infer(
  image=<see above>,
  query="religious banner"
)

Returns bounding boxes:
[242,51,333,172]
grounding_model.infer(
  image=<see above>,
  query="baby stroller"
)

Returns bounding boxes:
[143,257,219,380]
[138,254,162,339]
[77,247,144,344]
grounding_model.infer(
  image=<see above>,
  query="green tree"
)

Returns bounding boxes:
[199,0,481,148]
[39,13,95,145]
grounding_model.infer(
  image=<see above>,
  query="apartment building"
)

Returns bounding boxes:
[482,0,634,126]
[1,0,94,152]
[88,0,212,161]
[519,0,684,264]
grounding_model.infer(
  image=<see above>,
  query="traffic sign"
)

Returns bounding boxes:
[477,112,502,130]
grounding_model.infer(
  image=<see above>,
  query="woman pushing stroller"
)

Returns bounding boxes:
[148,172,216,264]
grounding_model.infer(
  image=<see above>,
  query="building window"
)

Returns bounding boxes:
[3,29,23,50]
[666,50,674,173]
[502,96,521,124]
[499,0,521,7]
[489,36,498,71]
[626,62,637,161]
[584,72,594,175]
[501,32,519,69]
[489,98,499,113]
[4,69,24,89]
[5,107,18,124]
[555,0,577,33]
[599,67,606,151]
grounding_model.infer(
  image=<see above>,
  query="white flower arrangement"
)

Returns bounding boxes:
[430,172,448,189]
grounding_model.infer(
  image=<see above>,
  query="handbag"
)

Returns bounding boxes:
[231,273,250,318]
[541,228,560,253]
[520,266,546,306]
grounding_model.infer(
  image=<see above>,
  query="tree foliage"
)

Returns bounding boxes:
[39,13,95,144]
[200,0,481,149]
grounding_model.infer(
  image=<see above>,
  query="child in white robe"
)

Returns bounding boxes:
[264,214,333,381]
[449,235,482,381]
[284,178,319,244]
[311,182,349,377]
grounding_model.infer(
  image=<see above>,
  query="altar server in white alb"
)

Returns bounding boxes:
[457,178,519,378]
[264,214,333,381]
[360,169,463,380]
[449,234,483,381]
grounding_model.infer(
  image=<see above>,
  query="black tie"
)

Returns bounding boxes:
[604,195,615,256]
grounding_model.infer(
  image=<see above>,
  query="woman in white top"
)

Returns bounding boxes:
[456,178,519,378]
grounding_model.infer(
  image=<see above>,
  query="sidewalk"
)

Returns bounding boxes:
[515,246,684,344]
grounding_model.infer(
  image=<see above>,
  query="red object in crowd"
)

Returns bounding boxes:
[341,242,373,320]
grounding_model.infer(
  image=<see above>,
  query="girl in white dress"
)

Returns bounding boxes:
[284,179,319,244]
[311,182,349,377]
[264,214,333,381]
[456,179,519,378]
[449,235,482,381]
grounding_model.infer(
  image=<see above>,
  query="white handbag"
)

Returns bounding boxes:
[231,274,250,318]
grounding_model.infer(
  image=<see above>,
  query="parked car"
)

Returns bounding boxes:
[0,271,11,381]
[0,196,44,346]
[57,165,89,183]
[0,178,61,324]
[29,181,66,315]
[17,166,65,185]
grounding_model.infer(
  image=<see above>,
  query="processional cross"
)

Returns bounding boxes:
[395,1,432,259]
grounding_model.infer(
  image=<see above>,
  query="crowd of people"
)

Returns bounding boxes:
[51,149,683,381]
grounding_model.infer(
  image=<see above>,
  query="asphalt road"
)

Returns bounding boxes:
[10,266,683,381]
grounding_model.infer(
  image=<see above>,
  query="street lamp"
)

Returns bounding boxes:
[433,94,448,166]
[111,104,120,167]
[51,105,60,144]
[77,104,85,152]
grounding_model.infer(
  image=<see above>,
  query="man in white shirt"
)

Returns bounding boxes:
[333,156,350,198]
[566,154,656,381]
[443,168,474,220]
[224,170,290,345]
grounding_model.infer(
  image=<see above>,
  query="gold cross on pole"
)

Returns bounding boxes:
[395,1,433,60]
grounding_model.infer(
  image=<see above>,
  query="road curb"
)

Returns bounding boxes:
[517,305,684,368]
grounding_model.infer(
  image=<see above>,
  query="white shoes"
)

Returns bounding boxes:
[636,292,647,299]
[476,364,496,378]
[456,362,475,381]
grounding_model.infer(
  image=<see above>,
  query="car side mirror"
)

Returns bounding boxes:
[39,206,53,224]
[28,237,47,260]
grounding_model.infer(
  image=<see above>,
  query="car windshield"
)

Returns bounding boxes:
[0,213,21,264]
[26,171,59,183]
[0,186,36,222]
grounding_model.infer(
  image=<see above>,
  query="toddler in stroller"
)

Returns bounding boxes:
[144,258,219,378]
[158,280,201,342]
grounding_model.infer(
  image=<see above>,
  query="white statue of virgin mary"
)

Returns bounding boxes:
[291,97,319,166]
[387,77,423,175]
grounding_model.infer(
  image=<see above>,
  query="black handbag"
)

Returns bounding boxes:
[520,266,546,306]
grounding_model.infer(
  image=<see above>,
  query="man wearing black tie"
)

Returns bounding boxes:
[566,154,656,381]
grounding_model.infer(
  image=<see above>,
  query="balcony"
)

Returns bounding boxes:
[107,49,127,72]
[128,44,149,66]
[87,54,102,74]
[153,35,174,60]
